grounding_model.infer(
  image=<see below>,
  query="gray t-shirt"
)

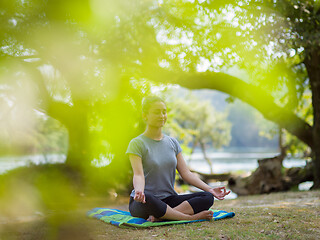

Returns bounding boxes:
[126,134,182,199]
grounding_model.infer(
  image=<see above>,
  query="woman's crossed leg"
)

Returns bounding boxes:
[129,192,214,222]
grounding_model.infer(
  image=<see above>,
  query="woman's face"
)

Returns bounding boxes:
[144,101,167,128]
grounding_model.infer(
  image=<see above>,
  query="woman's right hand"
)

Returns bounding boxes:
[134,190,146,203]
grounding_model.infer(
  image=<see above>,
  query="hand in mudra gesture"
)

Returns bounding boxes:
[209,187,231,200]
[134,190,146,203]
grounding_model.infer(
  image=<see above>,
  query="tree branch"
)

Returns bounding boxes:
[147,67,313,148]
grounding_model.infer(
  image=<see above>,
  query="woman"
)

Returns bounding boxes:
[126,96,230,222]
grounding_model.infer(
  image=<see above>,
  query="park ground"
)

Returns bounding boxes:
[0,190,319,240]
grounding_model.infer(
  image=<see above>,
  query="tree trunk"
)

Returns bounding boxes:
[199,140,213,174]
[228,158,314,196]
[304,48,320,189]
[48,101,91,170]
[228,150,287,195]
[283,162,314,188]
[278,127,283,152]
[187,139,197,165]
[65,108,90,169]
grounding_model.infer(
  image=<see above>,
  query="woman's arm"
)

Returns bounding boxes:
[176,152,230,200]
[129,154,146,203]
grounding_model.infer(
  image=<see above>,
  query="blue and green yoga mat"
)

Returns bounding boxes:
[87,208,235,228]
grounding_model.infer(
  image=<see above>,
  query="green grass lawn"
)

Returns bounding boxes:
[1,190,319,240]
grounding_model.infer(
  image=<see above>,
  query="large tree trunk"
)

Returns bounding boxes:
[48,101,91,170]
[228,150,286,195]
[228,149,314,195]
[65,107,90,169]
[304,48,320,189]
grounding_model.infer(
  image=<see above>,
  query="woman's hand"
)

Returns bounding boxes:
[134,190,146,203]
[209,187,231,200]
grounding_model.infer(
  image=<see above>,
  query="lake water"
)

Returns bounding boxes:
[187,151,308,174]
[0,154,66,174]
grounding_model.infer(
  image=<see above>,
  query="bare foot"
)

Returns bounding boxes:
[147,215,161,222]
[191,210,213,220]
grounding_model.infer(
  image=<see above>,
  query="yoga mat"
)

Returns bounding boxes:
[87,208,235,228]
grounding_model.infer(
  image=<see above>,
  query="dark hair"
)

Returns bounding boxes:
[142,96,166,114]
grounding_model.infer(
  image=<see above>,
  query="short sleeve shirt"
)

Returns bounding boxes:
[126,134,182,199]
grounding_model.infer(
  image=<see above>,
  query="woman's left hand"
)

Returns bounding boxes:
[209,187,231,200]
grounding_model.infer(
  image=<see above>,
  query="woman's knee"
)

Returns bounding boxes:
[130,193,167,219]
[129,198,147,218]
[202,191,214,207]
[188,192,214,213]
[145,193,167,217]
[144,192,159,206]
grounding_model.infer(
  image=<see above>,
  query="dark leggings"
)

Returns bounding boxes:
[129,192,214,219]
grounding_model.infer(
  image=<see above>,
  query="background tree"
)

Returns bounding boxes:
[163,90,231,173]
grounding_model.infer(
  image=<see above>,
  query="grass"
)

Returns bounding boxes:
[0,190,319,240]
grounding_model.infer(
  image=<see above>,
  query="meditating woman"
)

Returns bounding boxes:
[126,96,230,221]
